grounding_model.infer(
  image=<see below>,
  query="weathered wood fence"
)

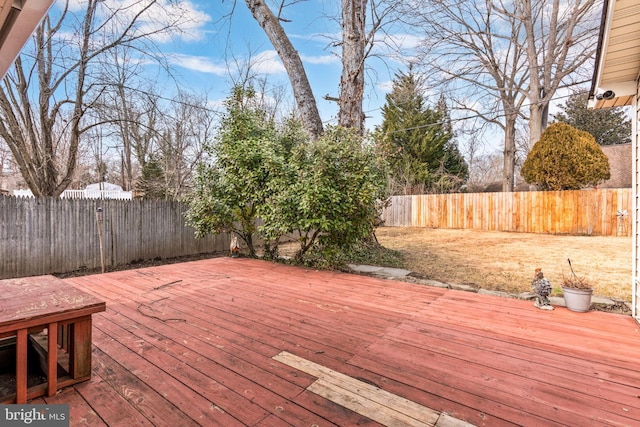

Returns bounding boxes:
[381,188,632,237]
[0,196,230,279]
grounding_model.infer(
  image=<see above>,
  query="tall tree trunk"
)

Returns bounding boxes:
[528,102,546,149]
[519,0,597,147]
[245,0,324,139]
[339,0,367,134]
[502,113,518,192]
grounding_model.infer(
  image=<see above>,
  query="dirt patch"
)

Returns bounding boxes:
[54,252,226,279]
[375,227,632,301]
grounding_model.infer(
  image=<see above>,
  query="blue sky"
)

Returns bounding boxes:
[51,0,538,156]
[36,0,609,163]
[81,0,399,131]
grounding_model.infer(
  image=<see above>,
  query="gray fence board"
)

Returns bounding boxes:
[0,196,230,279]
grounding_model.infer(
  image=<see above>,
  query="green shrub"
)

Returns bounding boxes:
[260,126,388,263]
[521,123,610,190]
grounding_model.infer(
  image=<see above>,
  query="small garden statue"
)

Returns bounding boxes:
[532,268,554,310]
[230,235,240,258]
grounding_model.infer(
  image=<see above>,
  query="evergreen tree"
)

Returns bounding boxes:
[435,95,468,192]
[553,92,631,145]
[135,156,166,200]
[375,70,467,194]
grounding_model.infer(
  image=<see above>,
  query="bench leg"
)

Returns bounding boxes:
[48,322,58,397]
[16,329,27,404]
[69,319,93,379]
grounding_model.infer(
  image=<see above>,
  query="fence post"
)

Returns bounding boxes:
[96,207,105,274]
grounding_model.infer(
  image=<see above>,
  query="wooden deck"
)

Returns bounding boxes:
[29,258,640,426]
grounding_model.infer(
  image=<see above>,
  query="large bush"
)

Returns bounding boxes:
[521,123,610,190]
[261,126,388,263]
[184,87,301,256]
[186,87,388,264]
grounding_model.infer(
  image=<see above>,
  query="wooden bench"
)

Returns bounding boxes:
[0,275,106,403]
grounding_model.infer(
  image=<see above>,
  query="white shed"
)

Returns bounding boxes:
[588,0,640,322]
[85,182,124,192]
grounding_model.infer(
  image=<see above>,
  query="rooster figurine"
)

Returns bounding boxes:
[230,235,240,258]
[532,268,554,310]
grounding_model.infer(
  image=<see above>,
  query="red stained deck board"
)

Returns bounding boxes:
[26,257,639,427]
[88,304,354,426]
[345,350,568,427]
[426,291,640,347]
[93,306,311,403]
[421,297,640,366]
[43,387,108,426]
[91,282,347,388]
[90,326,249,426]
[73,376,155,426]
[127,258,445,314]
[393,320,640,396]
[129,290,358,370]
[90,346,200,426]
[359,336,636,426]
[171,279,397,336]
[71,275,387,364]
[176,288,392,350]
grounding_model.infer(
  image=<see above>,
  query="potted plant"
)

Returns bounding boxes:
[561,258,594,312]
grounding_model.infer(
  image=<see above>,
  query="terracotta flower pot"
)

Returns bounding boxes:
[562,286,593,312]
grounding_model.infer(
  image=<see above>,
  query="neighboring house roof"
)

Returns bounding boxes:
[588,0,640,109]
[600,143,632,188]
[0,0,55,80]
[85,182,124,192]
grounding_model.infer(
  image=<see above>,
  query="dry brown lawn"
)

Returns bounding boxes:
[375,227,632,301]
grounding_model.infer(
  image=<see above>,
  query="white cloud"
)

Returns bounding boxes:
[90,0,211,44]
[168,53,227,75]
[377,80,394,93]
[302,54,338,65]
[251,50,286,75]
[144,0,211,43]
[51,0,211,53]
[168,50,289,78]
[375,33,423,52]
[62,0,85,12]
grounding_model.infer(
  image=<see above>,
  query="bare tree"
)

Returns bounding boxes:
[157,91,214,200]
[514,0,599,144]
[338,0,367,134]
[409,0,529,191]
[409,0,598,191]
[0,140,12,190]
[243,0,401,136]
[96,84,161,190]
[0,0,195,196]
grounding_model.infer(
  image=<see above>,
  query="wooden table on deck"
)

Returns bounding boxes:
[0,275,105,404]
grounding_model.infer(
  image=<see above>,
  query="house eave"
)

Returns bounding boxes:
[0,0,55,80]
[588,0,640,109]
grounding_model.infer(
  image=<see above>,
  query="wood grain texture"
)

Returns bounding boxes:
[30,257,640,426]
[383,189,632,236]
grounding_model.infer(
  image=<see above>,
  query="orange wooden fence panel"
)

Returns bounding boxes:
[381,189,632,237]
